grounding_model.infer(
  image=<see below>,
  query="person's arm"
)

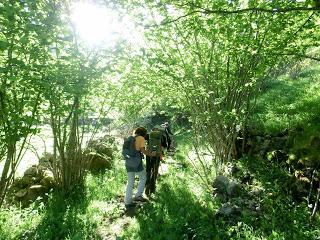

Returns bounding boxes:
[167,126,174,135]
[136,136,156,156]
[140,147,156,157]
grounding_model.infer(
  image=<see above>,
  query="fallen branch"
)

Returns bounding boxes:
[281,53,320,62]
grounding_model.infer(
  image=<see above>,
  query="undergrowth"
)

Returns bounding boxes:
[0,162,127,240]
[120,156,320,240]
[251,63,320,134]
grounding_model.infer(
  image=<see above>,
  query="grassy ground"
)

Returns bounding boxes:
[1,144,319,239]
[251,62,320,135]
[0,164,126,240]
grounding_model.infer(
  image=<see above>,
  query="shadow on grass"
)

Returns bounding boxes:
[237,157,319,239]
[296,68,320,79]
[121,163,320,240]
[121,178,220,240]
[18,187,98,240]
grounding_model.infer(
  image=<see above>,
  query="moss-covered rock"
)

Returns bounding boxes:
[39,152,54,168]
[9,163,55,207]
[84,136,116,174]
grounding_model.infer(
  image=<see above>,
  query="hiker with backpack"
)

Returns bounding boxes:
[145,125,167,197]
[162,122,174,151]
[122,127,156,208]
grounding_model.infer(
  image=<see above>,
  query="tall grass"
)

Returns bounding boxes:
[251,63,320,134]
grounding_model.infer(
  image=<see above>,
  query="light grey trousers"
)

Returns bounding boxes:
[124,170,146,204]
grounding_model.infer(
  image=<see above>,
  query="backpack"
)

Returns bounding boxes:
[147,130,163,153]
[122,136,136,159]
[122,136,142,170]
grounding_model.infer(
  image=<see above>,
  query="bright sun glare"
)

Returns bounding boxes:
[71,2,141,47]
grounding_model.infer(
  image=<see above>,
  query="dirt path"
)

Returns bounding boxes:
[96,197,150,239]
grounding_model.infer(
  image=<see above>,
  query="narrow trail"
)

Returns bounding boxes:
[97,152,178,240]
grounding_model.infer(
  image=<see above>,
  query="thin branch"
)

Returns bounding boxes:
[293,12,315,36]
[146,6,319,28]
[199,6,319,14]
[279,53,320,61]
[145,11,197,28]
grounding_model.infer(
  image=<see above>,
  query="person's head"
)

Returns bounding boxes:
[134,127,148,137]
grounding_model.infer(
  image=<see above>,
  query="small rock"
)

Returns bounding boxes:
[310,136,320,148]
[213,192,227,202]
[15,189,28,198]
[27,185,46,201]
[217,203,241,216]
[24,166,38,177]
[39,176,54,189]
[19,175,35,187]
[39,153,54,168]
[42,169,54,179]
[217,203,233,216]
[212,175,229,194]
[227,181,241,197]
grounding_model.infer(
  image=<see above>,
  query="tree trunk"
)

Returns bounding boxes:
[0,142,16,206]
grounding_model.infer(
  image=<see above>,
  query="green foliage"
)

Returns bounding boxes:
[0,0,129,201]
[251,63,320,133]
[232,157,320,240]
[0,0,56,205]
[0,1,320,239]
[114,0,320,169]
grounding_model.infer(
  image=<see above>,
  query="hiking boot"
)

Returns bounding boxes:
[145,187,150,196]
[125,202,136,208]
[133,196,148,202]
[147,194,155,201]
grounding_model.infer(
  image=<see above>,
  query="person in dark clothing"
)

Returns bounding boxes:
[145,125,167,197]
[162,122,174,151]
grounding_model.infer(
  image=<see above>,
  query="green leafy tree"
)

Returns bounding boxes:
[114,0,320,184]
[0,0,55,205]
[0,0,121,201]
[39,2,116,192]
